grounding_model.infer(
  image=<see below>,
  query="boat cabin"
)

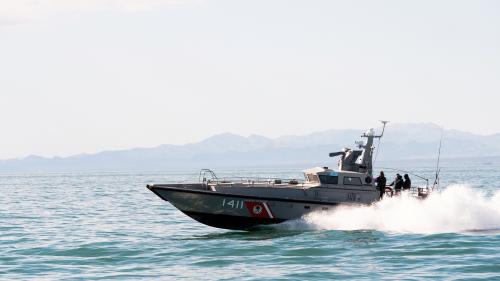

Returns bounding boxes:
[303,167,370,187]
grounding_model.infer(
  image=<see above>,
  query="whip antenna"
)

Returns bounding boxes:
[433,127,444,190]
[373,120,389,166]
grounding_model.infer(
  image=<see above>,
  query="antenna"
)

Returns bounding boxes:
[373,120,389,166]
[378,167,429,187]
[432,127,444,190]
[377,120,389,138]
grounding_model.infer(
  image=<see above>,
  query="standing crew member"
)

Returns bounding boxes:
[375,171,387,199]
[403,174,411,191]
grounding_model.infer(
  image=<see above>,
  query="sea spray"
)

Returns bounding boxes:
[281,185,500,234]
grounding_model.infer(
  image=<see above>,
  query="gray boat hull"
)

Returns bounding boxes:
[147,184,372,230]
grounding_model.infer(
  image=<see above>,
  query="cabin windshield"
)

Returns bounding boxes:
[306,173,319,183]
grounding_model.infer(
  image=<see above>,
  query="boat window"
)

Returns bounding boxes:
[307,174,319,183]
[319,175,338,185]
[343,177,362,186]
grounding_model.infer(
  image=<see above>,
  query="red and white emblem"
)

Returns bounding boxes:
[252,205,263,215]
[244,201,274,218]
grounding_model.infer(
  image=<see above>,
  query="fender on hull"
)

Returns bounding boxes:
[182,210,287,231]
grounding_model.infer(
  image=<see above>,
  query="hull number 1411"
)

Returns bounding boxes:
[222,199,244,209]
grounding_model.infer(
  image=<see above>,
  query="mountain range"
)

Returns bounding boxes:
[2,123,500,173]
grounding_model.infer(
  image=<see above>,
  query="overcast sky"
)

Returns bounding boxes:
[1,0,499,159]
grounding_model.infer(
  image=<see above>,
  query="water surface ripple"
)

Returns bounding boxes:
[1,162,499,280]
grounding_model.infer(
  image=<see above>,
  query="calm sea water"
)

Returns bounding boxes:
[1,161,500,280]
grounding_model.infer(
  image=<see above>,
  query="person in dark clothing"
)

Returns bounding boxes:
[375,171,387,199]
[403,174,411,191]
[389,174,404,193]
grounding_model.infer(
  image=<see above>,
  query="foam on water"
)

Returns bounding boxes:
[282,185,500,234]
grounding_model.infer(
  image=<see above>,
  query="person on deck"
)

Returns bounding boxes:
[403,174,411,191]
[375,171,387,199]
[389,174,404,193]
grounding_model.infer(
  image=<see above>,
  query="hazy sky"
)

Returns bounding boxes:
[1,0,499,159]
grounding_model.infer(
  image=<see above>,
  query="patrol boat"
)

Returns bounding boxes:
[147,122,430,230]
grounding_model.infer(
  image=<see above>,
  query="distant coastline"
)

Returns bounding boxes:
[2,123,500,173]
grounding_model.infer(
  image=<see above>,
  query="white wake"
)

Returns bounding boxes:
[283,185,500,234]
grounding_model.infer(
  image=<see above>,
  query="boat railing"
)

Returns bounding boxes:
[199,169,305,188]
[199,169,218,182]
[411,185,430,198]
[386,185,430,198]
[211,177,304,187]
